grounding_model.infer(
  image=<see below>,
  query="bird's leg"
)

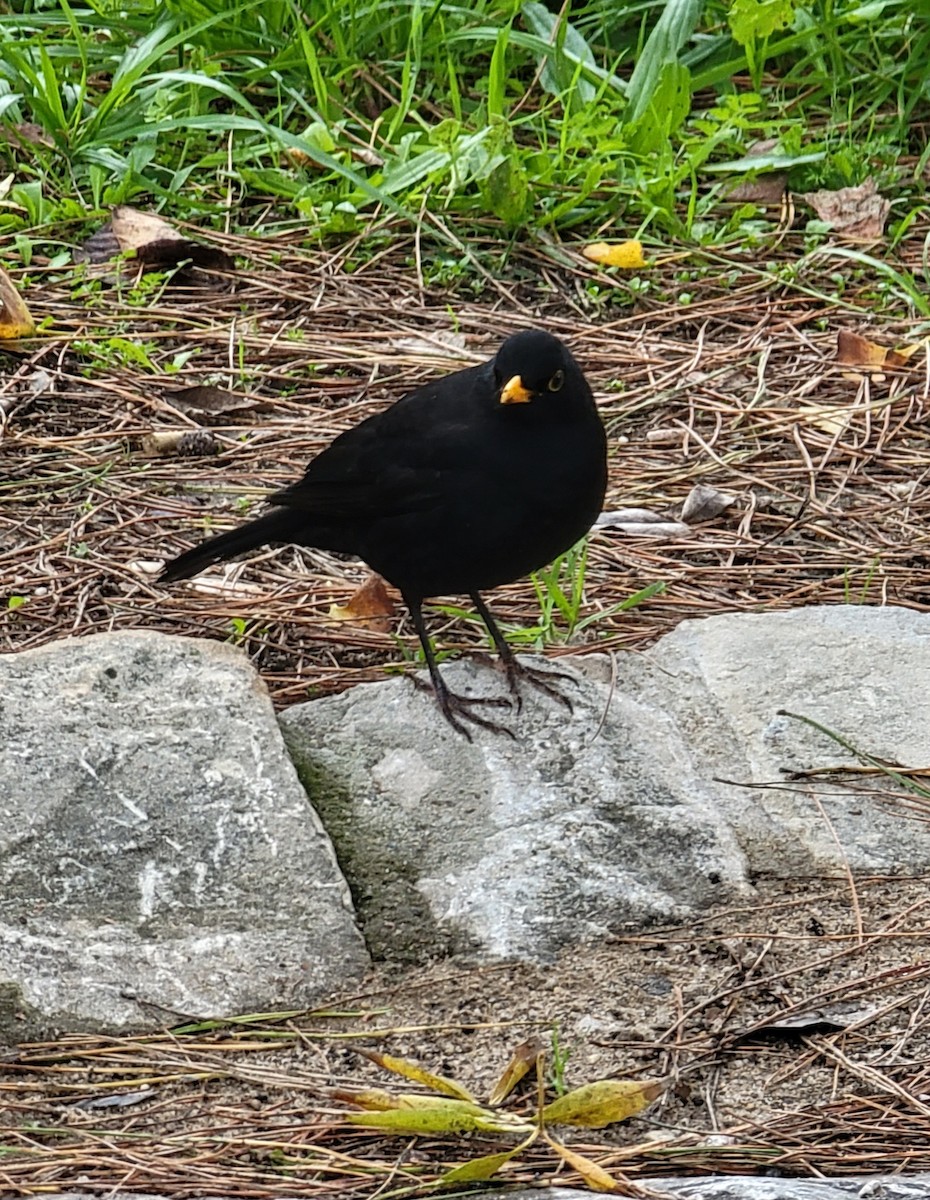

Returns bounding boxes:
[403,593,514,741]
[469,592,575,712]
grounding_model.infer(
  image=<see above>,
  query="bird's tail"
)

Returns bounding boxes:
[160,508,297,582]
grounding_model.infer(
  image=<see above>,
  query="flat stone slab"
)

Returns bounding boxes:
[281,605,930,963]
[6,605,930,1031]
[280,651,751,962]
[40,1177,930,1199]
[0,632,367,1040]
[646,604,930,875]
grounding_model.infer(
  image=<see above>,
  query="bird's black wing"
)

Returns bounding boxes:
[269,367,489,519]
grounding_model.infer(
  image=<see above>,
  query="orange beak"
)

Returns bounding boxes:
[499,374,534,405]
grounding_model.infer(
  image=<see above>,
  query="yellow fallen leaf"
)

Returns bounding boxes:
[798,405,852,436]
[541,1078,665,1128]
[546,1140,620,1192]
[442,1123,537,1183]
[441,1148,523,1183]
[893,336,930,361]
[331,1087,449,1111]
[582,240,646,269]
[357,1049,474,1102]
[488,1036,544,1106]
[0,266,36,339]
[344,1098,529,1136]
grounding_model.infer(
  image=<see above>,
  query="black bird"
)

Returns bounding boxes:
[160,329,607,737]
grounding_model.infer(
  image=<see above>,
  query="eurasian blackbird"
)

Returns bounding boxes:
[160,328,607,736]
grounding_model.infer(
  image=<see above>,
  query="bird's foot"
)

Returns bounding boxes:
[498,654,576,714]
[410,671,515,742]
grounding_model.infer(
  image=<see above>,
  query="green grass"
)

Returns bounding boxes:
[1,0,927,261]
[434,538,665,650]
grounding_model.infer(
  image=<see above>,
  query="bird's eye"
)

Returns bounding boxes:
[548,369,565,392]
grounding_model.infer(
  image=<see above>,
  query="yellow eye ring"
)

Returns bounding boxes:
[548,369,565,392]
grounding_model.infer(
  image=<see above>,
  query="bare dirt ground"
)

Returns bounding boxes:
[4,224,930,1195]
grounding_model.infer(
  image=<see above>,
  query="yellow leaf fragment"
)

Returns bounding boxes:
[582,240,647,269]
[895,337,930,361]
[441,1148,522,1183]
[541,1078,665,1128]
[488,1036,544,1106]
[331,1087,445,1111]
[797,405,852,436]
[344,1097,529,1136]
[547,1140,620,1193]
[442,1124,538,1183]
[357,1049,474,1102]
[0,266,36,339]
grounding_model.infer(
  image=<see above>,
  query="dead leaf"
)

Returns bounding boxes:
[735,1001,881,1044]
[727,173,787,205]
[2,122,55,150]
[645,427,684,444]
[488,1036,544,1106]
[725,139,788,204]
[595,511,691,539]
[597,508,671,525]
[331,1087,446,1111]
[541,1078,665,1128]
[356,1049,474,1102]
[681,484,737,524]
[140,429,220,457]
[328,575,395,632]
[0,266,36,339]
[545,1139,620,1192]
[802,178,890,240]
[797,405,852,436]
[836,329,910,370]
[351,145,384,167]
[74,1089,154,1110]
[24,367,54,397]
[582,240,647,269]
[167,385,256,420]
[742,1011,849,1039]
[893,337,930,361]
[78,206,235,277]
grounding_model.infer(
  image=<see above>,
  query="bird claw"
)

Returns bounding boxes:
[409,671,516,741]
[500,657,576,712]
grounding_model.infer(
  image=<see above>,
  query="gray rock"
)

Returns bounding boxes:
[279,654,752,963]
[38,1178,930,1200]
[510,1184,930,1199]
[281,606,930,964]
[0,632,367,1041]
[648,605,930,875]
[494,1181,930,1199]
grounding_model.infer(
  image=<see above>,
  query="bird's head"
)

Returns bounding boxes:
[492,329,586,408]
